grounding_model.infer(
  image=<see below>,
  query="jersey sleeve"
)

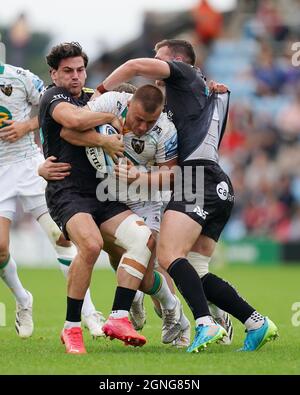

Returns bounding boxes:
[23,69,44,106]
[164,61,186,82]
[46,87,73,116]
[154,115,178,164]
[164,61,207,93]
[87,91,129,116]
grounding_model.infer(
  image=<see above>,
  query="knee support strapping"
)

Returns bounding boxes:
[187,251,211,278]
[114,214,152,280]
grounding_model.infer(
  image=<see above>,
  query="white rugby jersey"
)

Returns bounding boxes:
[87,91,178,169]
[0,63,44,165]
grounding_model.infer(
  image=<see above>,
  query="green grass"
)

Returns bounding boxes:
[1,264,300,375]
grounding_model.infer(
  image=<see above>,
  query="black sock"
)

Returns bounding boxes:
[112,286,136,312]
[167,258,210,320]
[66,296,84,322]
[201,273,255,323]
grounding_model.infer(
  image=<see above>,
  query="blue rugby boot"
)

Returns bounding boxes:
[238,317,278,351]
[187,323,227,353]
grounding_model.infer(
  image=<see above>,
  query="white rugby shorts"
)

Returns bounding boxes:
[0,153,47,221]
[127,200,162,233]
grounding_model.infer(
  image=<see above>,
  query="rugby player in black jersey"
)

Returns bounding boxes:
[39,42,156,353]
[96,39,278,353]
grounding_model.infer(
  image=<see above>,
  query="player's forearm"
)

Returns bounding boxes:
[53,103,117,131]
[70,109,117,131]
[60,127,103,147]
[99,59,169,92]
[21,116,39,134]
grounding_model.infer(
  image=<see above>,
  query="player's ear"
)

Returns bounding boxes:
[50,68,56,81]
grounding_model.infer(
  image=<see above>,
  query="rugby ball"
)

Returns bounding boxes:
[86,123,139,174]
[86,124,117,174]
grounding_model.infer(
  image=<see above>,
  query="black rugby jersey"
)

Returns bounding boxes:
[163,61,229,166]
[39,85,98,186]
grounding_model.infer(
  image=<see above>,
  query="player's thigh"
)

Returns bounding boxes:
[191,234,216,257]
[0,216,11,258]
[0,163,18,224]
[158,210,202,265]
[101,209,155,255]
[99,209,133,242]
[18,156,48,219]
[66,212,103,255]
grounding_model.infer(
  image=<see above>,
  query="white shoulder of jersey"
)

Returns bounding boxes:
[155,111,178,139]
[87,91,132,115]
[4,64,41,83]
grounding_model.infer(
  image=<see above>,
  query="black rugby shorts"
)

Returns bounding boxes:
[165,160,234,242]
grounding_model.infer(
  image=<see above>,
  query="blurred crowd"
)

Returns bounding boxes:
[200,0,300,242]
[2,0,300,243]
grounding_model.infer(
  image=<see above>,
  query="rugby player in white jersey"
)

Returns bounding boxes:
[0,62,105,339]
[40,84,190,346]
[40,83,235,348]
[95,38,279,352]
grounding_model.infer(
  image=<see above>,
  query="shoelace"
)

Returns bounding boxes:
[162,308,178,328]
[17,307,32,325]
[67,328,83,347]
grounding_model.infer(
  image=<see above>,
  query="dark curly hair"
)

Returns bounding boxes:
[46,42,88,70]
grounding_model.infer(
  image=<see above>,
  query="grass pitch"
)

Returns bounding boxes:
[1,264,300,375]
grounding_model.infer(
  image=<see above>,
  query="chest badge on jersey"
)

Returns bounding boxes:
[0,84,13,96]
[131,138,145,154]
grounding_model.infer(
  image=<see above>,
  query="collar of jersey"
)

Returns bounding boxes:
[121,107,131,134]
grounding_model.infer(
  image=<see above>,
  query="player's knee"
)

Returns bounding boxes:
[187,252,210,278]
[157,245,180,271]
[78,239,102,266]
[114,214,152,280]
[157,254,170,271]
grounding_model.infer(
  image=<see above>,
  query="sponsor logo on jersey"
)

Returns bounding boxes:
[152,125,162,135]
[50,94,70,103]
[216,181,234,201]
[193,206,208,219]
[32,77,44,93]
[0,105,12,128]
[164,133,178,160]
[0,83,12,96]
[16,68,26,76]
[167,110,173,121]
[117,101,122,111]
[131,138,145,154]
